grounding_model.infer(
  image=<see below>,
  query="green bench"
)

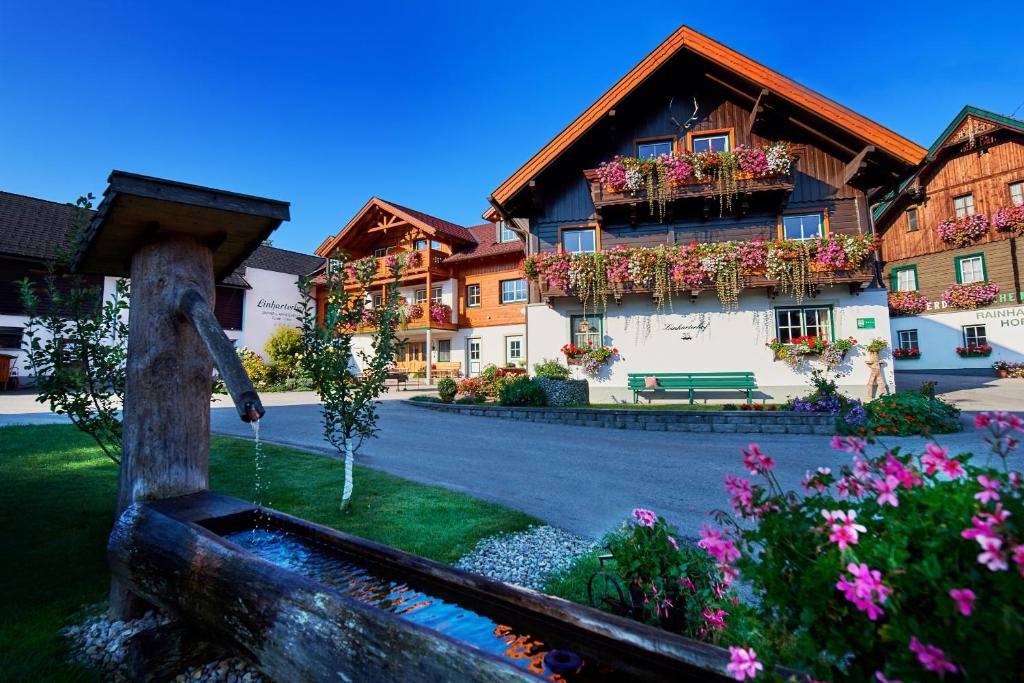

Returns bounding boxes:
[627,372,758,405]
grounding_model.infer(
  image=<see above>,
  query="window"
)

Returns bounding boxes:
[372,293,383,308]
[954,193,975,218]
[560,227,596,253]
[955,253,986,284]
[636,138,674,158]
[907,208,919,232]
[413,239,443,251]
[437,339,451,363]
[466,284,481,307]
[963,325,987,348]
[372,247,389,258]
[414,289,427,304]
[506,336,523,364]
[1010,181,1023,207]
[782,213,825,241]
[570,314,603,348]
[431,286,442,302]
[774,307,833,343]
[498,222,517,243]
[890,265,918,292]
[690,132,730,153]
[897,329,919,351]
[500,279,527,304]
[327,257,342,275]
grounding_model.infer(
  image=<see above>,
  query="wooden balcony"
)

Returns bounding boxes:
[583,167,796,218]
[537,265,875,302]
[357,307,458,334]
[347,248,450,287]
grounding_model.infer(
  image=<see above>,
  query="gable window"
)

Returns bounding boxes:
[897,329,919,351]
[775,306,833,343]
[570,314,603,348]
[690,132,731,153]
[1010,181,1023,207]
[500,278,527,304]
[907,208,919,232]
[466,284,481,307]
[560,227,596,253]
[413,239,443,251]
[636,138,674,159]
[327,257,343,274]
[955,253,986,284]
[954,193,975,218]
[890,265,918,292]
[782,212,825,241]
[414,289,427,304]
[498,222,517,243]
[373,247,390,258]
[963,324,987,348]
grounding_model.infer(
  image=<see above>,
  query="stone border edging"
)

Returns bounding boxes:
[406,400,837,434]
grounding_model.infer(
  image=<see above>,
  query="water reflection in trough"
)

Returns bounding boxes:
[223,528,604,681]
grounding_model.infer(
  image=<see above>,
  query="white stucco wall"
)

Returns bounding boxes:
[527,286,894,403]
[237,267,305,358]
[890,305,1024,371]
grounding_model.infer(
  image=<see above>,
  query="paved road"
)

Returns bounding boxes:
[210,391,1010,540]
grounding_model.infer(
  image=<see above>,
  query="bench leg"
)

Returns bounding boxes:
[746,389,752,405]
[689,388,694,405]
[633,390,638,404]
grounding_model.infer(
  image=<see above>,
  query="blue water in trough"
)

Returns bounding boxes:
[224,529,595,680]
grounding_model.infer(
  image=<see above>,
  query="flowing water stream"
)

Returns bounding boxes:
[249,419,272,542]
[223,529,609,681]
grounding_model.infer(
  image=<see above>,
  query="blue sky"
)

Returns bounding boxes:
[2,1,1021,254]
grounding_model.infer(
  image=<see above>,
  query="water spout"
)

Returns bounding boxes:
[179,288,266,422]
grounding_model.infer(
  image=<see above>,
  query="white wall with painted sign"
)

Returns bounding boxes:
[240,267,305,358]
[890,305,1024,370]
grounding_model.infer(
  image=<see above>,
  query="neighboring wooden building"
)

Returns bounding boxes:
[484,25,925,401]
[875,106,1024,370]
[314,198,525,379]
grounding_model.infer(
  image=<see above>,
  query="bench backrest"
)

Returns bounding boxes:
[627,372,757,389]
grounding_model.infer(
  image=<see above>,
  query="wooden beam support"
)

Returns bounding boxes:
[703,73,757,103]
[843,145,876,186]
[788,117,858,157]
[745,89,771,137]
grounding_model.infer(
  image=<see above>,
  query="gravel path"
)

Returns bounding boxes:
[454,525,598,590]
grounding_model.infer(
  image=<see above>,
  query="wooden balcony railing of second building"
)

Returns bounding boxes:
[345,248,449,286]
[356,304,458,334]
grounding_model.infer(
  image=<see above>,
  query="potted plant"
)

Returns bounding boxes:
[957,344,993,358]
[866,337,889,363]
[993,360,1010,378]
[893,347,922,360]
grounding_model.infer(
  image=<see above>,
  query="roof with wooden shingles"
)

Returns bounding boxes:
[484,25,926,220]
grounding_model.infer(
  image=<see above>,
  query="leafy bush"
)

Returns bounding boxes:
[698,413,1024,682]
[533,358,571,380]
[437,377,457,403]
[456,377,486,400]
[264,326,304,367]
[236,346,271,388]
[851,390,961,436]
[498,376,547,406]
[454,395,485,405]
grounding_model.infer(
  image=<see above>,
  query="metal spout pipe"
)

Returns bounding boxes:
[179,288,266,423]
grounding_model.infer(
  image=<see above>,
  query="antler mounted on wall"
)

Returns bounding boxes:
[669,97,699,132]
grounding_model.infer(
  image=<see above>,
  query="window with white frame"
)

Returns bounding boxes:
[500,279,527,304]
[498,222,517,243]
[954,193,975,218]
[437,339,451,363]
[690,133,730,153]
[782,213,825,241]
[431,286,442,302]
[413,239,443,251]
[774,307,832,343]
[892,266,918,292]
[373,247,389,258]
[414,289,427,304]
[963,324,987,347]
[637,139,674,158]
[957,255,985,284]
[897,329,919,350]
[466,284,480,307]
[372,293,383,308]
[1010,181,1023,207]
[327,258,342,274]
[561,228,596,253]
[570,314,603,348]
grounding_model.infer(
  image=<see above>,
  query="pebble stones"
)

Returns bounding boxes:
[62,608,265,682]
[454,525,597,591]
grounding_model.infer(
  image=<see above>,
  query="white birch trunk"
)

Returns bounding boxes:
[341,440,354,512]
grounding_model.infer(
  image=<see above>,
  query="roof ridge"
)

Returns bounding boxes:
[0,189,81,209]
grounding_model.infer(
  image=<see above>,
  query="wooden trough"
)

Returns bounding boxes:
[109,492,736,682]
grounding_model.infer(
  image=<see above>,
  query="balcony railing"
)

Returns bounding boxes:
[345,248,449,285]
[357,301,457,333]
[583,167,795,212]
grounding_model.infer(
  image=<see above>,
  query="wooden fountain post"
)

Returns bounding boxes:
[72,172,290,619]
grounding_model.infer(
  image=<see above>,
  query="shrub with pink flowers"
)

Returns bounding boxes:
[428,300,452,324]
[699,415,1024,681]
[887,290,929,316]
[991,205,1024,236]
[942,281,999,310]
[936,213,990,247]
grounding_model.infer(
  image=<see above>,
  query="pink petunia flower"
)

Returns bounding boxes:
[726,647,763,681]
[742,444,775,476]
[830,434,866,454]
[909,636,957,676]
[875,475,899,507]
[702,607,728,630]
[632,508,658,527]
[1012,544,1024,576]
[975,475,1001,504]
[874,672,901,683]
[977,535,1008,571]
[823,509,867,551]
[836,562,891,621]
[667,535,679,551]
[949,587,975,616]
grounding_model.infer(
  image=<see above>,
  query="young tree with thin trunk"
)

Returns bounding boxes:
[297,252,404,512]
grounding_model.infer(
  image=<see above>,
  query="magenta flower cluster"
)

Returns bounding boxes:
[887,290,929,316]
[992,205,1024,235]
[936,213,990,247]
[942,281,999,310]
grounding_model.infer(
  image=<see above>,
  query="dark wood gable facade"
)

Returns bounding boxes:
[488,26,924,298]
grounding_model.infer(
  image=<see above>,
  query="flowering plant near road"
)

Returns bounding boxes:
[700,413,1024,681]
[887,290,929,316]
[943,281,999,309]
[936,213,990,247]
[991,205,1024,236]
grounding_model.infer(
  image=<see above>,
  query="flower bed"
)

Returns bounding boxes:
[936,213,989,247]
[942,281,999,309]
[892,347,921,360]
[957,344,993,358]
[887,290,928,316]
[523,235,876,310]
[991,205,1024,236]
[993,360,1024,378]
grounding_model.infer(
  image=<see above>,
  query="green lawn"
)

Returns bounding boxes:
[0,424,537,683]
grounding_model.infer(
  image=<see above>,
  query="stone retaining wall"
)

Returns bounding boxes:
[407,401,837,434]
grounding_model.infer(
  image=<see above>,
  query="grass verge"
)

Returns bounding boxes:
[0,424,537,682]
